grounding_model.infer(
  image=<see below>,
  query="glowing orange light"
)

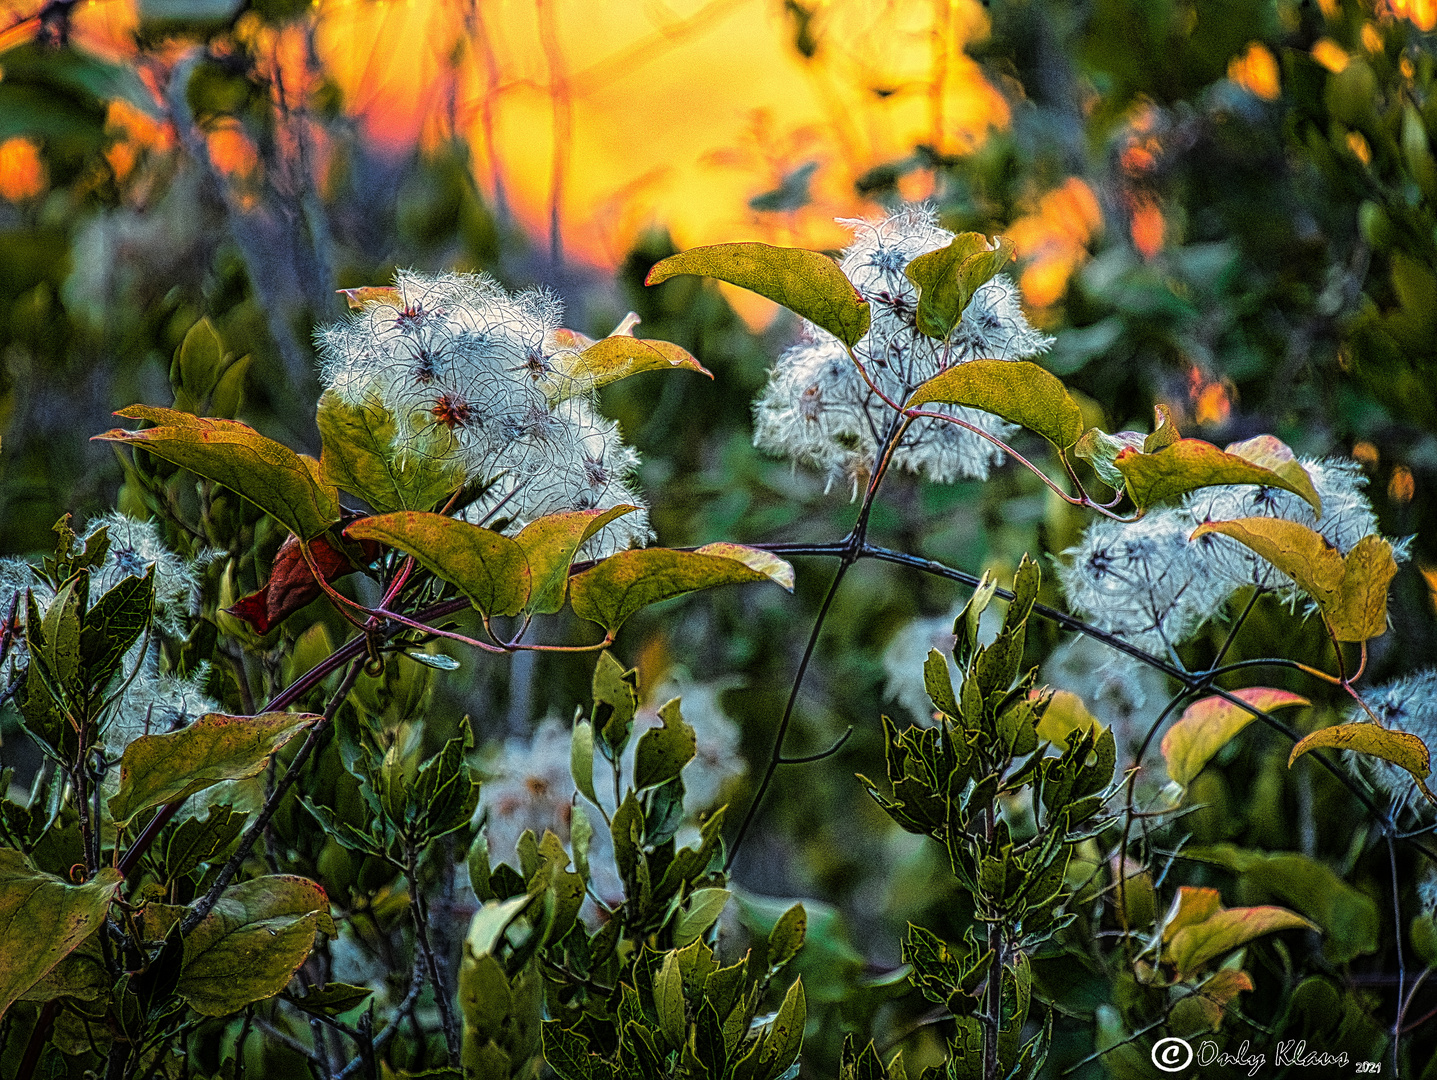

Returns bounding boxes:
[1347,130,1372,166]
[1007,177,1102,307]
[1352,441,1379,468]
[1421,564,1437,613]
[0,136,47,202]
[1228,42,1280,100]
[1312,39,1350,74]
[1389,464,1416,503]
[1130,199,1165,259]
[1361,24,1384,53]
[1388,0,1437,32]
[1188,367,1233,426]
[207,121,262,185]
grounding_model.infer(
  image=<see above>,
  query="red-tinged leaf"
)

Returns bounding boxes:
[1167,903,1315,978]
[645,243,871,347]
[228,533,376,634]
[1114,438,1322,514]
[1162,887,1223,943]
[1162,688,1311,787]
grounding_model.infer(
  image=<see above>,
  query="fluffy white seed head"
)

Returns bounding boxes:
[753,207,1054,493]
[1057,508,1232,656]
[81,511,204,637]
[316,269,651,554]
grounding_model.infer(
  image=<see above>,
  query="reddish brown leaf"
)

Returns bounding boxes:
[228,533,376,634]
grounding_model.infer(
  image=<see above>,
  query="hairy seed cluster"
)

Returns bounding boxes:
[753,207,1054,494]
[315,270,650,557]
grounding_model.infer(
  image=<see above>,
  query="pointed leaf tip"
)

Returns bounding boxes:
[645,242,871,347]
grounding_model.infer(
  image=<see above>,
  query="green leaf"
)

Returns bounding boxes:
[610,791,644,886]
[635,698,698,790]
[410,717,481,843]
[0,850,122,1018]
[674,887,730,947]
[1289,723,1435,804]
[655,952,686,1050]
[903,359,1084,450]
[570,718,598,805]
[283,981,374,1018]
[1166,902,1315,979]
[345,511,530,617]
[80,567,154,695]
[569,544,794,634]
[1184,846,1379,965]
[95,406,340,539]
[179,875,335,1016]
[173,318,225,409]
[767,903,807,970]
[1190,520,1398,642]
[164,804,247,881]
[108,711,318,828]
[317,391,464,514]
[544,336,712,403]
[759,977,806,1076]
[645,243,871,347]
[902,233,1016,340]
[1115,438,1322,514]
[1161,688,1310,787]
[1072,428,1145,489]
[514,506,640,615]
[1143,403,1181,452]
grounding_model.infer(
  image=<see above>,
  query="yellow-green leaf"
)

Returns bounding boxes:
[1222,435,1323,517]
[179,875,335,1016]
[1161,688,1310,787]
[1034,689,1102,749]
[108,711,318,827]
[1289,722,1435,804]
[316,390,464,514]
[1189,519,1397,641]
[691,541,796,591]
[569,545,794,633]
[1073,428,1146,489]
[0,851,122,1019]
[1166,899,1315,979]
[645,243,871,347]
[634,697,697,790]
[1143,403,1181,452]
[345,511,530,617]
[95,406,340,539]
[544,337,712,403]
[903,233,1015,340]
[514,506,639,615]
[1116,438,1322,514]
[904,358,1085,449]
